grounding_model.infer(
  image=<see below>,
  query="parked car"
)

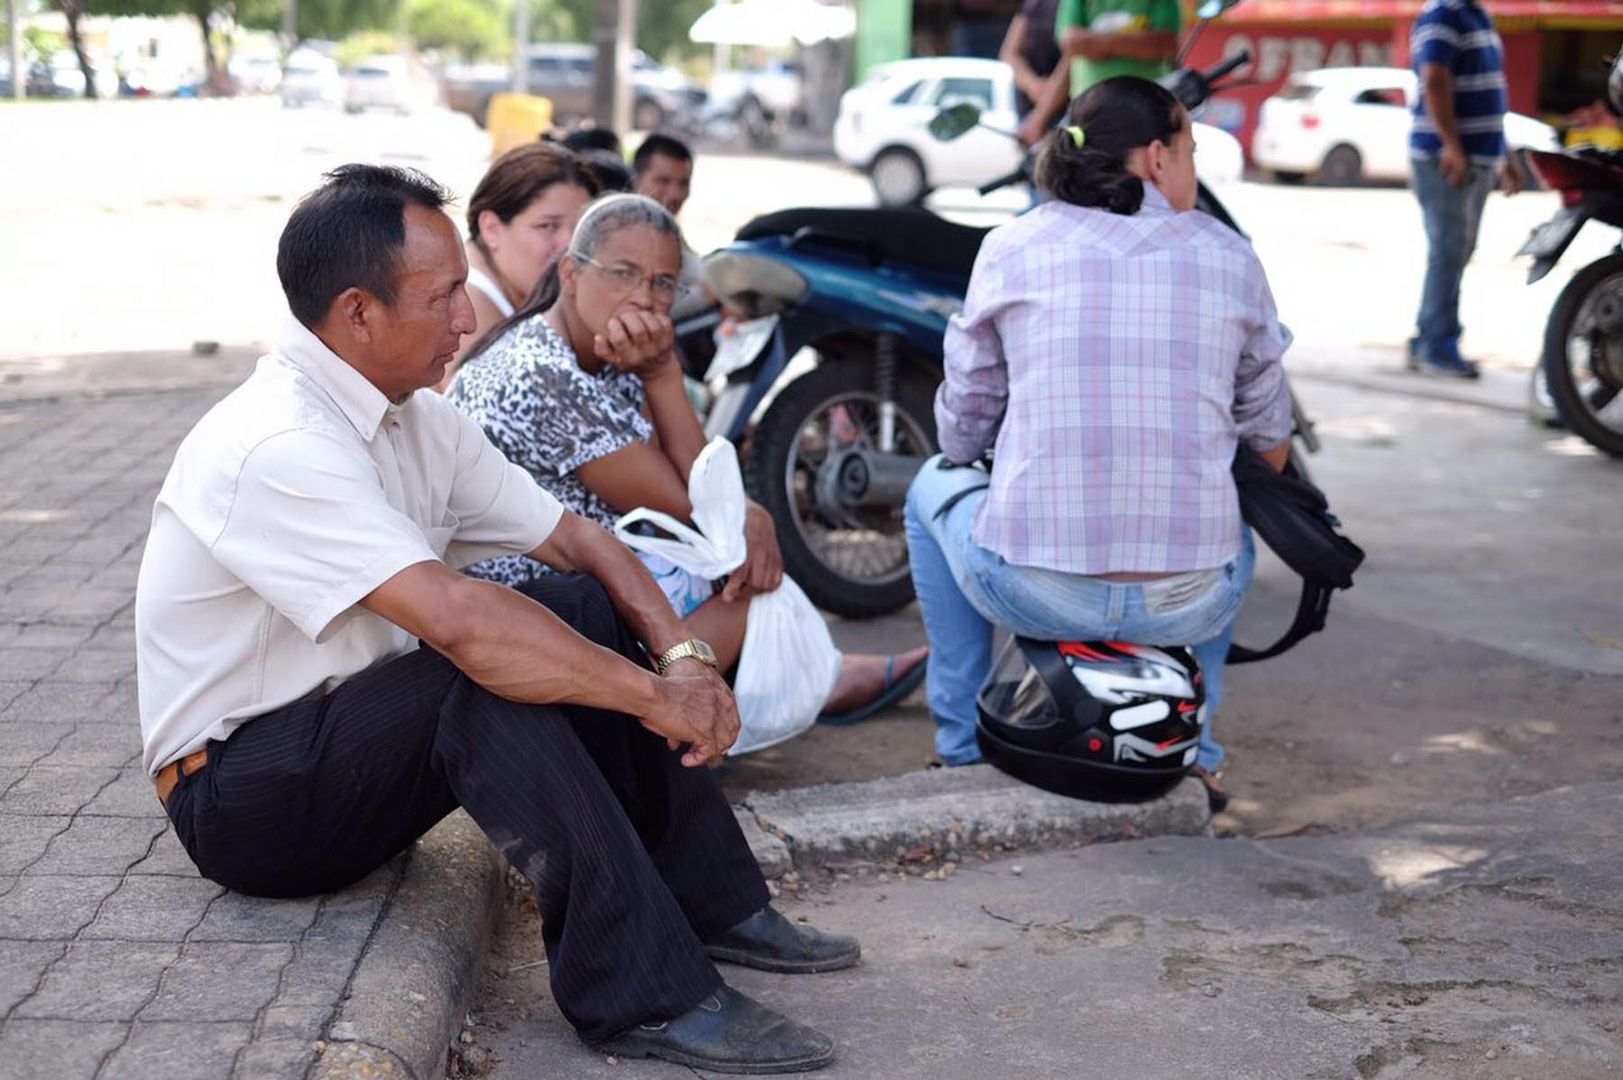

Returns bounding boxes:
[1253,66,1560,185]
[0,52,116,98]
[442,45,701,131]
[230,55,282,95]
[833,55,1246,206]
[346,55,413,115]
[281,50,342,109]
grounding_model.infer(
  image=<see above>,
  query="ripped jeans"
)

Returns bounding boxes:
[904,455,1256,769]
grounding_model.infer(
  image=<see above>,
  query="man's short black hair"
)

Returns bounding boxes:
[632,133,694,175]
[276,164,453,328]
[580,148,634,193]
[557,125,622,156]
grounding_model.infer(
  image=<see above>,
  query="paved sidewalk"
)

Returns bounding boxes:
[0,365,1205,1080]
[0,384,369,1079]
[4,344,1614,1080]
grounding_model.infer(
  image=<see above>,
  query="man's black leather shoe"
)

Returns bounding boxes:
[602,984,834,1074]
[704,906,861,974]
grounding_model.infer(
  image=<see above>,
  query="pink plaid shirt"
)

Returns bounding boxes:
[937,185,1293,575]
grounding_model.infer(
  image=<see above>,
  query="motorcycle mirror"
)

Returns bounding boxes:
[1196,0,1239,18]
[929,103,981,142]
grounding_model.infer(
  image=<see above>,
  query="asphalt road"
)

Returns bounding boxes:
[3,97,1615,368]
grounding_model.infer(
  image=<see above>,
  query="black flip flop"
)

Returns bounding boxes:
[816,654,928,727]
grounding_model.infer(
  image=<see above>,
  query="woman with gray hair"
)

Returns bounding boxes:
[449,194,927,723]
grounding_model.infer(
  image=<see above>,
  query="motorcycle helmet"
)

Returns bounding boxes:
[976,637,1205,803]
[1610,54,1623,118]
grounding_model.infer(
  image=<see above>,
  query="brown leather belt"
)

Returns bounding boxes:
[155,748,209,810]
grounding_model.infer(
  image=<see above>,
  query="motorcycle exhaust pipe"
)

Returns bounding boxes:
[817,449,925,509]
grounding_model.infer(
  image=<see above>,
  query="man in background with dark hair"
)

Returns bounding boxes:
[633,133,695,217]
[135,163,851,1075]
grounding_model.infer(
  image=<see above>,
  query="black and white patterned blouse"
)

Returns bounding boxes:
[446,315,650,588]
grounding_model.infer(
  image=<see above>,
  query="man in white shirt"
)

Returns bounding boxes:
[135,164,851,1074]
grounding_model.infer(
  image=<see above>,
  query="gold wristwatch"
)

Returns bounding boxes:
[655,638,719,675]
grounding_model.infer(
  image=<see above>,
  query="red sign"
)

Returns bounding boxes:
[1184,26,1398,155]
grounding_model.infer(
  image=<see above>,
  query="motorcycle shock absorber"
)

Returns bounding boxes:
[876,332,898,453]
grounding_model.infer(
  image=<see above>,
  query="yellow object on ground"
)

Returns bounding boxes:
[488,93,555,158]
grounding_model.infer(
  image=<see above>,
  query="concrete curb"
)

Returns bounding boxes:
[740,765,1212,876]
[314,812,506,1080]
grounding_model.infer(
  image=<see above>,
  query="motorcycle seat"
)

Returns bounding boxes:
[736,206,988,279]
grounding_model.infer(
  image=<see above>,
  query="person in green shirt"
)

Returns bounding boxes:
[1017,0,1182,145]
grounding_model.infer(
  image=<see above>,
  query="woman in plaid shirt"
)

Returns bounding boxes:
[904,77,1292,806]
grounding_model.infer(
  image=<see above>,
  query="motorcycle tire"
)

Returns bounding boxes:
[744,358,939,619]
[1543,252,1623,457]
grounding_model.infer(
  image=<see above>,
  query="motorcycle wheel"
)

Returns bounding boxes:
[1543,252,1623,457]
[744,358,938,619]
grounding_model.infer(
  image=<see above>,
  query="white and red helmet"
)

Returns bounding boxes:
[976,637,1206,801]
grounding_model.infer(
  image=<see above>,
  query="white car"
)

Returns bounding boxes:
[345,55,413,115]
[1253,66,1560,185]
[281,51,342,109]
[230,55,283,95]
[834,56,1246,207]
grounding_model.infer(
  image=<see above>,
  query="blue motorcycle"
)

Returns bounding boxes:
[681,39,1266,618]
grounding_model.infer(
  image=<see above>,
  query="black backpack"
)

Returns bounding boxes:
[1226,444,1365,664]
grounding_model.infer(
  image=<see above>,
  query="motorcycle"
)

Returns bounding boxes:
[683,0,1298,618]
[1518,145,1623,457]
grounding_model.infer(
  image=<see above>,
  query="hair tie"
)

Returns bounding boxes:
[1065,125,1087,149]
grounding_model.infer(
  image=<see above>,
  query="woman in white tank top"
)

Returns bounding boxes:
[436,143,601,392]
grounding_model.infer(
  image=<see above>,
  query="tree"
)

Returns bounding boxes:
[408,0,503,60]
[236,0,402,47]
[523,0,709,60]
[52,0,99,97]
[634,0,709,62]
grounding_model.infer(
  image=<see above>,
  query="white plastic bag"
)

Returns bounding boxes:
[611,437,838,755]
[730,579,842,755]
[613,438,747,580]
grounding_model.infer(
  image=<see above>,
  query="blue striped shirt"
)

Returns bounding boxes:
[1409,0,1507,165]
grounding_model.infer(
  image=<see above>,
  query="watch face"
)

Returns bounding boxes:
[692,640,717,665]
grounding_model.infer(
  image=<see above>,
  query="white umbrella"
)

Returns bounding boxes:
[689,0,856,49]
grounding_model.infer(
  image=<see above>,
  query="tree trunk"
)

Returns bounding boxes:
[193,7,219,91]
[60,1,98,100]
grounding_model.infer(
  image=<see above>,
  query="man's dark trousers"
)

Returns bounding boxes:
[162,573,770,1045]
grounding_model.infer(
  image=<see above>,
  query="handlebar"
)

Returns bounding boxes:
[1202,49,1250,86]
[979,168,1028,196]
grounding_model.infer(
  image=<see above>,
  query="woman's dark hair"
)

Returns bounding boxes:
[466,142,601,246]
[277,164,452,328]
[460,194,683,365]
[1035,76,1186,215]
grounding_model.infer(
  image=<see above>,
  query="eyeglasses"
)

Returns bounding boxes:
[572,253,686,304]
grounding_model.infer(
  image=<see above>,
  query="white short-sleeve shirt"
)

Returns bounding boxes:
[135,318,564,776]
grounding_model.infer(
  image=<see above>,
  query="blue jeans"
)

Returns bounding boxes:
[1412,155,1495,354]
[903,456,1255,769]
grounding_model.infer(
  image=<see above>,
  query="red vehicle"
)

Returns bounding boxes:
[1520,145,1623,457]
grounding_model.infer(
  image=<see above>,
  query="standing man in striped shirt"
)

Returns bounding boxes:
[1408,0,1521,379]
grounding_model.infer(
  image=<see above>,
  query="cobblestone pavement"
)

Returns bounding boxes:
[0,384,407,1080]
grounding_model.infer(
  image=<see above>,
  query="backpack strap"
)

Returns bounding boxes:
[1226,578,1334,665]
